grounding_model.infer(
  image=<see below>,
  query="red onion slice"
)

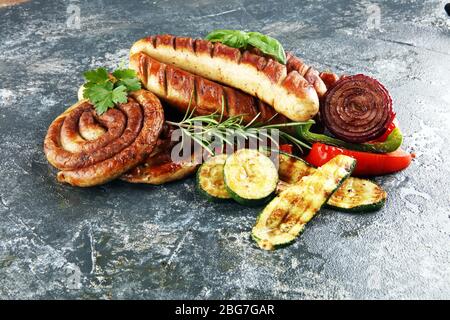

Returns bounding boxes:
[320,74,394,143]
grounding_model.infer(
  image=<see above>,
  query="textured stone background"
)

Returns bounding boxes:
[0,0,449,299]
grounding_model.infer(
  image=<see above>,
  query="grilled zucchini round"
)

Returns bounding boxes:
[223,149,278,207]
[196,154,231,201]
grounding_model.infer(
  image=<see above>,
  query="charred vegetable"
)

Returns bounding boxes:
[296,121,403,154]
[224,149,278,206]
[305,142,412,176]
[326,177,386,212]
[321,74,395,143]
[277,153,315,183]
[278,154,387,212]
[252,155,356,250]
[197,154,231,201]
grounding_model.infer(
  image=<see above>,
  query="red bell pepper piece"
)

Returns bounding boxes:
[371,119,399,143]
[279,144,293,154]
[305,142,412,176]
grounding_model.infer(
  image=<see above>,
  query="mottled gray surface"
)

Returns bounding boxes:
[0,0,449,299]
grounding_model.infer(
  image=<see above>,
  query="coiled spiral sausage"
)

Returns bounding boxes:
[43,90,164,187]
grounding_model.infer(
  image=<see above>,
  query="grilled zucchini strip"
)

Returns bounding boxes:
[252,155,356,250]
[278,154,386,212]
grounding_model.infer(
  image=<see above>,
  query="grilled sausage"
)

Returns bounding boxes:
[286,52,328,98]
[121,125,198,184]
[247,48,328,98]
[319,72,342,91]
[121,143,198,184]
[44,89,164,187]
[121,151,198,184]
[129,51,289,124]
[129,35,319,121]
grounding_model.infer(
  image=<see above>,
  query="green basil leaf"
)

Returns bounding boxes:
[205,30,287,64]
[247,32,286,64]
[205,29,249,49]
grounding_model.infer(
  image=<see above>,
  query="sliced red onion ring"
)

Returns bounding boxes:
[320,74,394,143]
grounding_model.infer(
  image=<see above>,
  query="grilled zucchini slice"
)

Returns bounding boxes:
[196,154,231,201]
[326,177,386,212]
[224,149,278,206]
[278,153,316,183]
[252,155,356,250]
[278,154,386,213]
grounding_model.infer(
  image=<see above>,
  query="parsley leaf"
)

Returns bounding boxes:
[113,69,142,91]
[112,68,137,80]
[85,82,114,114]
[82,67,142,115]
[83,67,109,84]
[111,85,128,104]
[116,77,141,91]
[94,96,114,115]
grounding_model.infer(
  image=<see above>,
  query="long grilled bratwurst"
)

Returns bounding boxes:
[130,35,320,121]
[129,51,289,124]
[44,90,164,187]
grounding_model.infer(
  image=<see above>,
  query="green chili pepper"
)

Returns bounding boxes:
[295,122,403,154]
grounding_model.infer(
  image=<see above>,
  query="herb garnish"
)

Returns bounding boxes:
[166,99,312,155]
[82,67,141,115]
[205,30,287,64]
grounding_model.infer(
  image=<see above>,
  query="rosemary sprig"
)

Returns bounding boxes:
[165,103,313,155]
